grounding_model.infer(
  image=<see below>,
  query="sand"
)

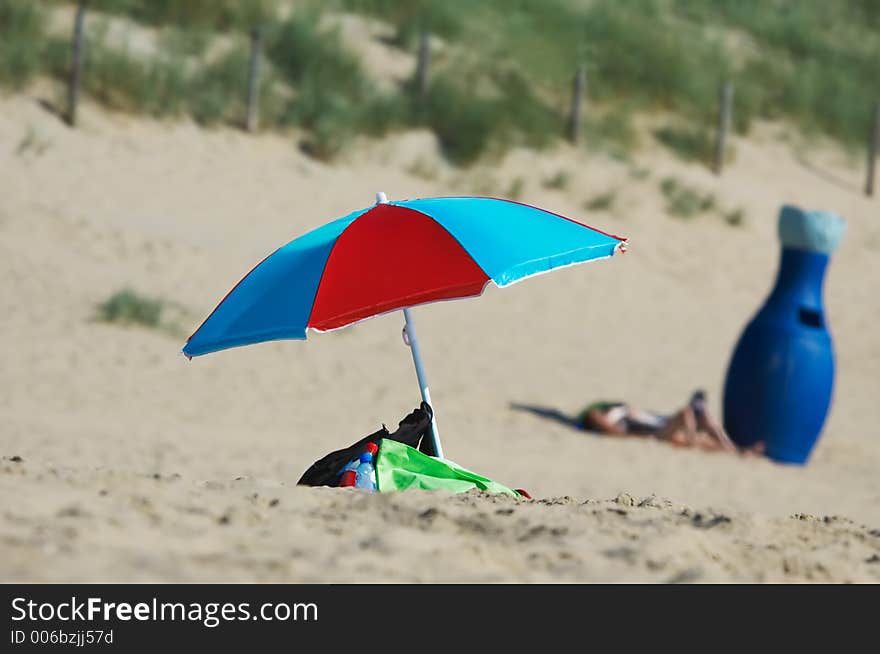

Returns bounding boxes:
[1,80,879,582]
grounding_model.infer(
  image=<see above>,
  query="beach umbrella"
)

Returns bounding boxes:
[183,193,627,458]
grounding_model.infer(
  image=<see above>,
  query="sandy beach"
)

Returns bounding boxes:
[1,85,879,582]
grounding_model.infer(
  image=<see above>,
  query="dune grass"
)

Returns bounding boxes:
[266,12,405,158]
[653,125,714,165]
[724,207,746,227]
[414,67,560,164]
[505,177,525,200]
[78,38,187,117]
[97,288,191,336]
[98,289,164,328]
[660,177,716,219]
[585,191,617,213]
[342,0,880,157]
[6,0,878,164]
[660,177,746,226]
[58,0,278,31]
[675,0,880,146]
[543,170,570,191]
[0,0,49,88]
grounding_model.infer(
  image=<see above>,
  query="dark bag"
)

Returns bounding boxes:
[296,402,435,487]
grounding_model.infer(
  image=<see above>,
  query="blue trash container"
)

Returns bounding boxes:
[722,205,846,464]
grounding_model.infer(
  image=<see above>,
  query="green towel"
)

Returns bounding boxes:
[375,438,519,496]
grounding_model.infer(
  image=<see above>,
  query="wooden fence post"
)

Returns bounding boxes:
[415,28,431,104]
[568,65,586,145]
[67,1,87,127]
[714,81,733,174]
[245,25,264,132]
[866,102,880,197]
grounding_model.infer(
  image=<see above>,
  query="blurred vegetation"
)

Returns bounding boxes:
[660,177,716,219]
[543,170,571,190]
[97,288,190,335]
[98,289,164,328]
[505,177,525,200]
[267,11,406,158]
[660,177,746,226]
[2,0,878,164]
[64,0,279,31]
[653,125,714,164]
[0,0,49,87]
[414,67,559,164]
[342,0,880,156]
[585,190,617,213]
[724,207,746,227]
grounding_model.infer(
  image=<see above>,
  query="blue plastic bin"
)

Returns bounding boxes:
[722,206,845,464]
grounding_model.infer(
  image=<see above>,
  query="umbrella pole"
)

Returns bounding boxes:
[402,307,444,459]
[375,191,444,458]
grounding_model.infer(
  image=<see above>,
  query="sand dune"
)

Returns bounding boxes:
[1,88,879,582]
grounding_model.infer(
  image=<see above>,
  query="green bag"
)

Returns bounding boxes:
[375,438,519,496]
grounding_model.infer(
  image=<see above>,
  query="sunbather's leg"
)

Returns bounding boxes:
[741,441,766,457]
[685,390,737,452]
[693,429,727,451]
[657,406,698,446]
[695,411,737,451]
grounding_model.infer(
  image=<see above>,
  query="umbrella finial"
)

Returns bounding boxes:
[375,192,388,204]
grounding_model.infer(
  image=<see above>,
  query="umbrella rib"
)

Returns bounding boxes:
[182,246,280,358]
[397,196,628,243]
[384,202,494,279]
[390,199,626,289]
[302,204,381,330]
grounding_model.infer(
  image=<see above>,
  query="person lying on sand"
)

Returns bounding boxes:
[578,390,748,453]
